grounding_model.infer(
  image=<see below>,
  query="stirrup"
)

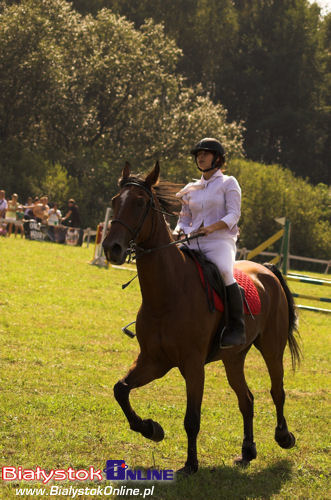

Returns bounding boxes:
[220,326,245,349]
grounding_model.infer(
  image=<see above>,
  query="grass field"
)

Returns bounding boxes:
[0,238,330,499]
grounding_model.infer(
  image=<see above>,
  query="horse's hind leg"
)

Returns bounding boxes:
[223,353,257,467]
[114,353,170,442]
[261,351,296,449]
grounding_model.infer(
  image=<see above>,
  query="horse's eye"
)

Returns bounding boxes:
[137,198,145,208]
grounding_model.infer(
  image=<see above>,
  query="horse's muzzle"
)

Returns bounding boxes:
[103,241,126,265]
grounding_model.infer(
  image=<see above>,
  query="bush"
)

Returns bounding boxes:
[228,159,330,260]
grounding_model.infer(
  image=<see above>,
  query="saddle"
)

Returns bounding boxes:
[182,247,261,315]
[181,247,261,363]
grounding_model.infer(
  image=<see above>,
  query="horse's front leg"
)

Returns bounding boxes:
[114,353,170,442]
[178,359,205,475]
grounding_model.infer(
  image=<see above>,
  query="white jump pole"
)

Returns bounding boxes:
[90,207,112,268]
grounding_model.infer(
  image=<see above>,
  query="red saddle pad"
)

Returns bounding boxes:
[196,264,261,315]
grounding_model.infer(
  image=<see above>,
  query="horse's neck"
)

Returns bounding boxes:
[136,218,184,310]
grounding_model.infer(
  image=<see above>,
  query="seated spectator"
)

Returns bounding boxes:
[0,190,7,218]
[33,195,49,224]
[6,193,19,237]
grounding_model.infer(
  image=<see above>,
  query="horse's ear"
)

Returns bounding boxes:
[145,161,160,188]
[122,161,131,179]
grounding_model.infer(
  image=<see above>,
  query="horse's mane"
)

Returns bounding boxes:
[119,174,183,216]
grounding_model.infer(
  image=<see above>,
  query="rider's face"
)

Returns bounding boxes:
[196,150,214,170]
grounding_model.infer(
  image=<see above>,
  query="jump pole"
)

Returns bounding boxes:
[296,305,331,313]
[246,217,290,270]
[281,219,291,275]
[89,207,112,268]
[286,275,331,287]
[286,272,331,313]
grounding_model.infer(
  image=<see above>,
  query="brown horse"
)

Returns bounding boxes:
[102,162,301,475]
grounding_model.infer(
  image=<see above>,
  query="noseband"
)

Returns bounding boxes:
[111,181,155,246]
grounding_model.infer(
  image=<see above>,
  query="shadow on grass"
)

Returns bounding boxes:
[115,460,293,500]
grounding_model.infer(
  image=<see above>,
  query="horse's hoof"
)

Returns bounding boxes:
[150,420,165,442]
[233,456,250,468]
[177,464,198,476]
[275,430,296,449]
[142,419,164,442]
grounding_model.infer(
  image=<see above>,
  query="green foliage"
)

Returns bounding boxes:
[88,0,330,184]
[229,159,331,259]
[0,0,243,226]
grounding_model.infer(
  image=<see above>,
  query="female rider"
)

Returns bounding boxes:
[175,138,245,348]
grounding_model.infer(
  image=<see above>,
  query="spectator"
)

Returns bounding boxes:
[0,190,7,218]
[61,199,81,228]
[6,193,19,237]
[61,198,83,246]
[23,196,34,220]
[22,196,36,239]
[47,203,62,242]
[33,195,49,224]
[16,205,25,238]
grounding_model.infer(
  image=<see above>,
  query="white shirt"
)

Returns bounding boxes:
[48,208,62,226]
[0,199,7,211]
[175,170,241,239]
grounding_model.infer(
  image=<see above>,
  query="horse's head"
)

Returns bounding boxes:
[103,161,160,264]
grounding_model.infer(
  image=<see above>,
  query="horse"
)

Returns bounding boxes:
[102,161,301,475]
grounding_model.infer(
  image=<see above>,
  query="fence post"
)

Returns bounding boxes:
[281,219,291,275]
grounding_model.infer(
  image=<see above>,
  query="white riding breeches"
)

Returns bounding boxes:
[187,234,237,286]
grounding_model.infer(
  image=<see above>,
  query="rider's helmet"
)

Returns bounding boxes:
[190,138,225,169]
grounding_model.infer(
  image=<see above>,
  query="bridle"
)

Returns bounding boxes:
[110,179,204,264]
[110,181,156,259]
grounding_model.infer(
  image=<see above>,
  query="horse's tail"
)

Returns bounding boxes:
[263,263,302,370]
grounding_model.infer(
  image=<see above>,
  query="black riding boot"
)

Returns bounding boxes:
[221,282,246,348]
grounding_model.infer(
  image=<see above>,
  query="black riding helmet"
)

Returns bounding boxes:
[191,138,225,172]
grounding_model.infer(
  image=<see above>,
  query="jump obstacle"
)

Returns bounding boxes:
[89,207,112,268]
[91,212,330,313]
[244,219,331,313]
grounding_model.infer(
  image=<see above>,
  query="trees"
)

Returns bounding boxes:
[225,0,329,183]
[0,0,243,224]
[230,158,331,261]
[84,0,330,184]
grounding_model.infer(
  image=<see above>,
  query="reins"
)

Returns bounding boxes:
[112,179,205,288]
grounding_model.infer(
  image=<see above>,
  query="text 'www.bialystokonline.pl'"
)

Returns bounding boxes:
[14,485,155,497]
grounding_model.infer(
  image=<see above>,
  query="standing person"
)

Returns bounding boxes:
[23,196,37,239]
[23,196,34,220]
[47,203,62,242]
[0,190,7,218]
[175,138,245,348]
[61,199,83,246]
[61,198,81,228]
[33,196,49,224]
[6,193,20,237]
[15,204,25,238]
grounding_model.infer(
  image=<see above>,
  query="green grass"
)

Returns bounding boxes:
[0,238,330,499]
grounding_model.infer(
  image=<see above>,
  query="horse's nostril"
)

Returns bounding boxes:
[111,243,122,258]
